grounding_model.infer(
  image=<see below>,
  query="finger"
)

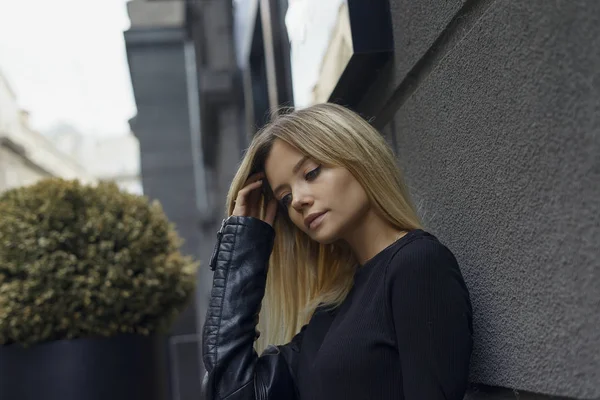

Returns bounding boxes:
[264,198,278,226]
[248,182,262,217]
[246,173,266,209]
[237,180,263,198]
[244,172,265,186]
[235,180,263,209]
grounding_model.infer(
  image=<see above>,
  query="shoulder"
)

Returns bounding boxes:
[385,231,461,287]
[384,231,472,331]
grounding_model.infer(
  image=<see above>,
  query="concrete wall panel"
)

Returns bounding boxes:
[387,1,599,398]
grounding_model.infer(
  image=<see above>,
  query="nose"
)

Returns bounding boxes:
[291,188,313,212]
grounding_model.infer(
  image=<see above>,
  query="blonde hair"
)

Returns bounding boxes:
[226,103,422,352]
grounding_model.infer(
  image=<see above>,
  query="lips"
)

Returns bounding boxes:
[304,211,327,230]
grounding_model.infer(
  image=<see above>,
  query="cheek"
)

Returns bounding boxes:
[321,173,370,235]
[340,184,369,214]
[331,172,368,210]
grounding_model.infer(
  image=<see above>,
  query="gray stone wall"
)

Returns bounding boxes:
[361,1,599,398]
[125,27,203,400]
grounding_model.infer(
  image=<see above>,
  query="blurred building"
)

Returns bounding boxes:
[125,1,239,398]
[124,0,294,398]
[0,70,95,192]
[47,126,143,195]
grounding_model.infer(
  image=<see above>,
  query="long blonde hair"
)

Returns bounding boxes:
[226,103,422,352]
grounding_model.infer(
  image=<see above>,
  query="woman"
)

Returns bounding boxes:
[202,103,473,400]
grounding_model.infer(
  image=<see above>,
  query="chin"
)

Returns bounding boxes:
[308,226,340,245]
[316,237,338,245]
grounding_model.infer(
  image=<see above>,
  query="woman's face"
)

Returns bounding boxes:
[264,139,371,244]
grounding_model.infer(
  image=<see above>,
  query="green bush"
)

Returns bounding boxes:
[0,178,197,346]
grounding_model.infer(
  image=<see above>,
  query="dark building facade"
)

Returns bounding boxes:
[125,0,292,400]
[124,1,247,398]
[124,0,292,398]
[234,0,294,132]
[125,0,599,399]
[124,9,203,400]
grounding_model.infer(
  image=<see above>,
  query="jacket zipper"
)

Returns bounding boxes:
[209,218,226,271]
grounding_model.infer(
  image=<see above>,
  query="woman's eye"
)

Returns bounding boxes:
[280,194,292,207]
[305,165,321,181]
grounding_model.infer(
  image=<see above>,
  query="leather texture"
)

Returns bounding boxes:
[201,216,302,400]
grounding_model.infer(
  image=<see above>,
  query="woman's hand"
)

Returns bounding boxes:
[232,173,278,227]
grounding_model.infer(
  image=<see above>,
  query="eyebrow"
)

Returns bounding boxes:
[272,155,309,197]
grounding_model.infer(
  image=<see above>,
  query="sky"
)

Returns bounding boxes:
[0,0,136,137]
[0,0,341,136]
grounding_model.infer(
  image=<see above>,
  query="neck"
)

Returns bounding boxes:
[342,209,406,265]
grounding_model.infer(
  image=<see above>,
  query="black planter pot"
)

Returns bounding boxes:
[0,334,168,400]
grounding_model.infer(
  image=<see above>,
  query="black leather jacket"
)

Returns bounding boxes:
[201,216,302,400]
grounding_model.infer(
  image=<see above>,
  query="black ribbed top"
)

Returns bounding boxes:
[288,229,473,400]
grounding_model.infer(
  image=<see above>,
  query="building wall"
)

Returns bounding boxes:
[125,0,244,396]
[310,1,352,105]
[184,0,247,380]
[0,72,20,135]
[0,70,95,192]
[0,144,51,192]
[125,1,204,395]
[49,130,143,195]
[126,27,200,311]
[234,0,294,131]
[355,1,599,399]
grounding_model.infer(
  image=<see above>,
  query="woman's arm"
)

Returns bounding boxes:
[201,216,301,400]
[388,236,473,399]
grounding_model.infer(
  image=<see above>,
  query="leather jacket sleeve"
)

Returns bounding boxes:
[201,216,303,400]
